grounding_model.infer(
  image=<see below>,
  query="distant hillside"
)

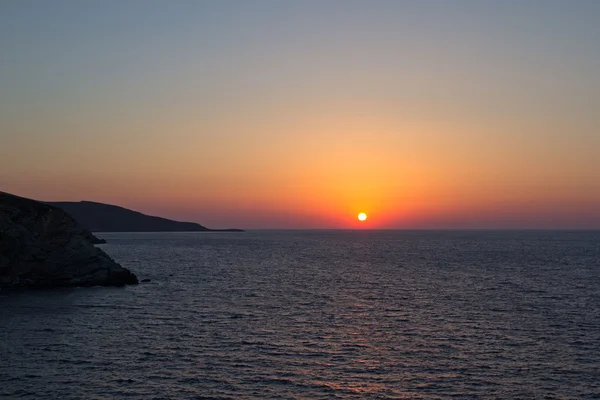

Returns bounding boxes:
[47,201,243,232]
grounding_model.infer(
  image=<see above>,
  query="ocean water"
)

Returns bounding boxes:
[1,230,600,399]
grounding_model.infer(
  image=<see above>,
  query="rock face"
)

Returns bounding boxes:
[0,191,138,288]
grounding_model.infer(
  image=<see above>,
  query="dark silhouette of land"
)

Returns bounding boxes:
[1,191,138,288]
[47,201,244,232]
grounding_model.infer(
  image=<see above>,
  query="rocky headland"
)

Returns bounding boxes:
[0,191,137,288]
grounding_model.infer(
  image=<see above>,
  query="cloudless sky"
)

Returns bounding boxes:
[1,0,599,228]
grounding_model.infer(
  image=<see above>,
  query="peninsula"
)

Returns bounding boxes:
[47,201,244,233]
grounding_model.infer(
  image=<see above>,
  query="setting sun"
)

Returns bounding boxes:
[358,212,367,222]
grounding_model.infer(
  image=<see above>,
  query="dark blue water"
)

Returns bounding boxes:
[2,230,600,399]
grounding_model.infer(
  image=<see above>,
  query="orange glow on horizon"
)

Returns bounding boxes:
[2,105,597,229]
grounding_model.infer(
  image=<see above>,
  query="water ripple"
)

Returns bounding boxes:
[1,230,600,399]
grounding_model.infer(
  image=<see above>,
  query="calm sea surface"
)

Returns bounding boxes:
[1,230,600,399]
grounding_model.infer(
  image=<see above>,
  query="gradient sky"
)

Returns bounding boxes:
[1,0,599,229]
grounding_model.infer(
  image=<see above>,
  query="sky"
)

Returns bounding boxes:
[1,0,599,229]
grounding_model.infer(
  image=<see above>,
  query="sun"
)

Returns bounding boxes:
[357,212,367,222]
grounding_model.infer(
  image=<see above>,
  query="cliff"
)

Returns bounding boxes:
[0,192,138,288]
[47,201,242,232]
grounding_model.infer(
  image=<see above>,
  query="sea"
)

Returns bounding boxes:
[1,230,599,399]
